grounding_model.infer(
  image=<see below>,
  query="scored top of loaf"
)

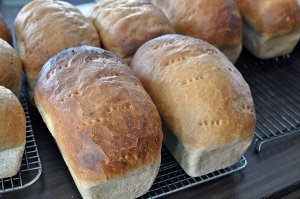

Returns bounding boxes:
[235,0,300,36]
[34,46,163,186]
[151,0,242,49]
[131,34,256,151]
[89,0,175,63]
[0,86,26,151]
[0,13,12,44]
[14,0,100,87]
[0,38,22,96]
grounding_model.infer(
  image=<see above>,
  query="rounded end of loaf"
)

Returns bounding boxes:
[0,86,26,156]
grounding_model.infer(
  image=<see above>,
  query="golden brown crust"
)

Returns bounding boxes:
[89,0,175,63]
[0,13,12,45]
[0,39,22,96]
[131,34,255,150]
[235,0,300,36]
[14,0,100,92]
[34,46,163,185]
[0,86,26,151]
[152,0,242,49]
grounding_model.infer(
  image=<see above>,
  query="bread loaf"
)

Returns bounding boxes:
[0,13,12,44]
[89,0,175,63]
[234,0,300,59]
[131,34,256,177]
[0,86,26,179]
[14,0,100,100]
[0,38,22,96]
[34,46,163,199]
[151,0,243,63]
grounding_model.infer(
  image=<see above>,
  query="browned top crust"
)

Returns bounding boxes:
[34,46,163,185]
[0,86,26,151]
[0,13,12,45]
[235,0,300,36]
[151,0,242,49]
[131,34,256,150]
[89,0,175,63]
[14,0,100,87]
[0,39,22,96]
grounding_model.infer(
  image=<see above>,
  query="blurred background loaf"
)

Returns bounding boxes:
[0,12,12,45]
[14,0,100,101]
[234,0,300,59]
[0,38,22,96]
[151,0,243,63]
[90,0,175,63]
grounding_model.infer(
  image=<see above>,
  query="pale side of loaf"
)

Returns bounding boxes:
[131,34,256,177]
[0,13,12,45]
[14,0,100,100]
[235,0,300,59]
[89,0,175,63]
[0,38,22,96]
[34,46,163,199]
[151,0,243,63]
[0,86,26,178]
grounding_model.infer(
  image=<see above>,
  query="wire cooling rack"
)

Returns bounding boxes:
[140,146,247,199]
[0,95,42,194]
[237,50,300,152]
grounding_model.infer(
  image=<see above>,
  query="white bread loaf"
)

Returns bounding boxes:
[151,0,243,63]
[234,0,300,59]
[14,0,100,101]
[0,86,26,178]
[131,34,256,177]
[89,0,175,63]
[34,46,163,199]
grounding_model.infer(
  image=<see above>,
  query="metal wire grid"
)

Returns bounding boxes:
[140,146,247,199]
[0,95,42,194]
[237,52,300,152]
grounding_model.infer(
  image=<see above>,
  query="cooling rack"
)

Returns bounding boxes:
[140,146,247,199]
[237,50,300,152]
[0,95,42,194]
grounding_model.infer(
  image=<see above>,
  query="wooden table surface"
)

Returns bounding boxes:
[1,2,300,199]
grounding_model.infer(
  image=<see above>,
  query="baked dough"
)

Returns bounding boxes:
[34,46,163,199]
[151,0,243,63]
[0,38,22,96]
[14,0,100,100]
[235,0,300,59]
[131,34,256,177]
[90,0,175,63]
[0,86,26,178]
